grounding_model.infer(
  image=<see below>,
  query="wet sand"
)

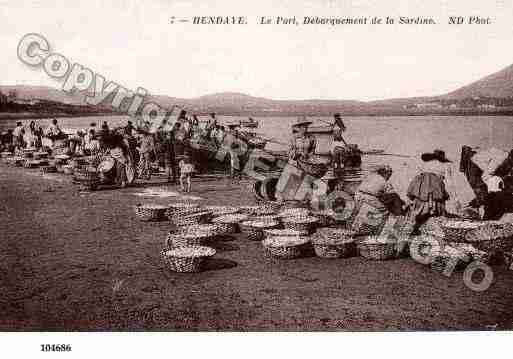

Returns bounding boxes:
[1,164,513,331]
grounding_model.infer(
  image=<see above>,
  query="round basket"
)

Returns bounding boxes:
[11,157,25,167]
[357,236,397,260]
[166,231,213,249]
[134,204,168,221]
[240,220,280,241]
[279,207,310,218]
[41,165,57,174]
[466,222,513,253]
[239,205,276,216]
[248,214,282,223]
[204,205,240,216]
[161,246,216,273]
[312,235,355,259]
[282,216,319,234]
[264,228,309,237]
[441,220,485,243]
[172,211,212,227]
[263,235,310,259]
[212,213,249,234]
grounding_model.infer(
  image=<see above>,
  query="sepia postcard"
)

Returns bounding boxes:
[1,0,512,357]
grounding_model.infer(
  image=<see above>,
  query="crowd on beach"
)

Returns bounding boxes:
[0,111,248,192]
[3,110,513,236]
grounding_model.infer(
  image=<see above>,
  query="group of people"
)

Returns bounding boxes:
[0,111,249,192]
[287,113,513,235]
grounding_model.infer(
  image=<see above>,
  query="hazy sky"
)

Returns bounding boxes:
[1,0,513,101]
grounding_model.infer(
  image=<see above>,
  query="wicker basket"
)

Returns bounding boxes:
[134,204,168,221]
[312,227,357,258]
[172,211,212,227]
[264,228,309,237]
[204,205,240,216]
[240,220,280,241]
[161,246,216,273]
[279,207,310,218]
[34,152,49,160]
[282,216,319,234]
[466,222,513,253]
[311,211,335,227]
[212,213,249,234]
[263,235,310,259]
[166,231,213,249]
[357,236,397,260]
[441,220,485,243]
[41,165,57,174]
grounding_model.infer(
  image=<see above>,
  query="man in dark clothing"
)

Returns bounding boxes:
[156,121,177,183]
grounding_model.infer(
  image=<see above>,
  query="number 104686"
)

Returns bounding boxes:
[40,344,71,352]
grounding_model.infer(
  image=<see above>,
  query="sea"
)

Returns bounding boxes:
[2,114,513,198]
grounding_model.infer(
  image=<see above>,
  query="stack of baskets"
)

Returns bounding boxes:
[9,156,25,167]
[166,229,216,249]
[466,222,513,254]
[441,220,486,243]
[263,235,311,259]
[357,235,397,261]
[212,213,249,234]
[161,246,216,273]
[33,151,49,160]
[279,207,310,218]
[240,220,280,241]
[204,205,240,217]
[311,210,336,227]
[312,228,356,258]
[172,210,212,227]
[134,204,168,221]
[166,202,201,218]
[282,216,319,234]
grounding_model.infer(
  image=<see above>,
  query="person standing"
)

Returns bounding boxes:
[156,120,178,183]
[179,153,195,192]
[407,150,453,234]
[137,128,156,180]
[13,122,24,150]
[288,117,316,164]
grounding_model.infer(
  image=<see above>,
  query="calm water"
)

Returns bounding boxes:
[2,114,513,197]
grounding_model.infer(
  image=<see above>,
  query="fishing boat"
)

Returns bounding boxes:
[240,117,259,128]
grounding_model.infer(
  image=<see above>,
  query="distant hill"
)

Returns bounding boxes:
[3,61,513,116]
[443,63,513,99]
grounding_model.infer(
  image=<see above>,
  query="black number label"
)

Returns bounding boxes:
[40,344,72,352]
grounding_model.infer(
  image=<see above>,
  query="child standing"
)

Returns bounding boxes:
[179,154,195,192]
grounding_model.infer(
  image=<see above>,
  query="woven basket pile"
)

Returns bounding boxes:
[466,222,513,253]
[134,204,168,221]
[34,152,49,160]
[204,205,240,216]
[282,216,319,234]
[240,220,280,241]
[312,228,356,258]
[24,159,40,168]
[441,220,485,243]
[279,207,310,218]
[357,235,397,260]
[212,213,249,234]
[263,235,310,259]
[172,211,212,227]
[161,246,216,273]
[311,211,335,227]
[166,230,214,249]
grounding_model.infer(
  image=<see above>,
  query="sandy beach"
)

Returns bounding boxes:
[1,163,513,331]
